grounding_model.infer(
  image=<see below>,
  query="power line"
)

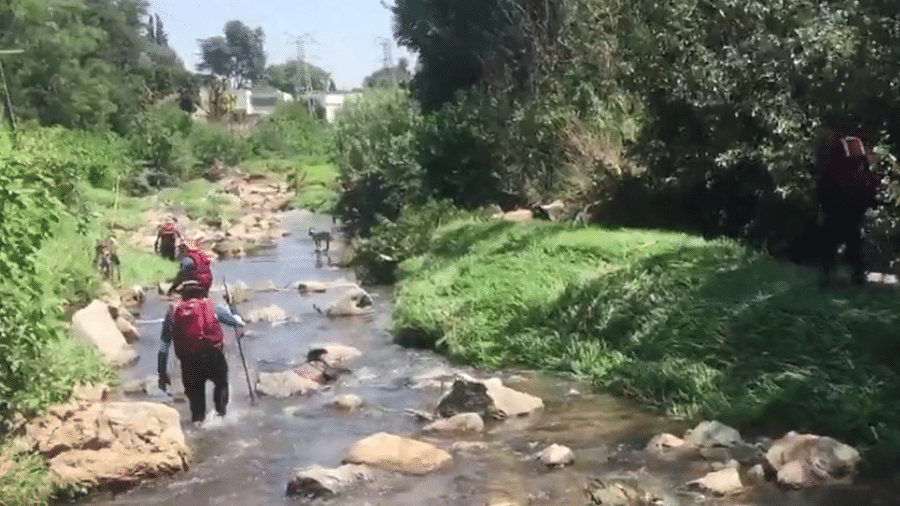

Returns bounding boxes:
[284,32,317,114]
[0,49,24,137]
[375,37,395,87]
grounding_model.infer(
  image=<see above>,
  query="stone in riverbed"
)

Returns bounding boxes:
[17,401,190,493]
[342,432,452,475]
[422,413,485,433]
[536,444,575,468]
[435,376,543,420]
[286,464,374,498]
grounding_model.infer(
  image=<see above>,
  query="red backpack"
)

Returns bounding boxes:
[159,222,177,238]
[171,298,223,359]
[184,247,213,290]
[821,136,879,206]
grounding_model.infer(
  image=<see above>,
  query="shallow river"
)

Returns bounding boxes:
[75,211,897,506]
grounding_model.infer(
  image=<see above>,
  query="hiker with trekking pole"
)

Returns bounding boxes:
[157,279,251,424]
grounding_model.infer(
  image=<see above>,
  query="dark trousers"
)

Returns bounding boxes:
[159,239,176,261]
[180,348,229,422]
[820,209,866,286]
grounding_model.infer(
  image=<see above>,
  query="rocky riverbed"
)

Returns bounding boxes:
[13,182,893,505]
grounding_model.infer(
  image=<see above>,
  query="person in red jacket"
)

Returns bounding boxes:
[155,217,182,261]
[157,280,245,423]
[167,238,213,297]
[812,115,882,288]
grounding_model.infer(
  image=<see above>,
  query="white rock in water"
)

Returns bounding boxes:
[422,413,485,433]
[536,444,575,468]
[331,394,363,411]
[684,420,743,448]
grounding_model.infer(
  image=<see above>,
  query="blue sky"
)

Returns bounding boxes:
[149,0,417,90]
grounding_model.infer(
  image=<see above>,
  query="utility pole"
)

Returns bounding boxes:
[284,32,316,115]
[0,49,24,149]
[375,37,395,87]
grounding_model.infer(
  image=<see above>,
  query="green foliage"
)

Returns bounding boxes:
[266,60,336,94]
[363,59,412,89]
[0,442,52,506]
[197,20,266,89]
[189,122,251,169]
[249,101,331,158]
[127,102,196,182]
[0,0,190,134]
[354,199,470,284]
[0,133,114,430]
[394,219,900,463]
[332,89,424,239]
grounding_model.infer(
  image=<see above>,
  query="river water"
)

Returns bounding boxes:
[75,210,898,506]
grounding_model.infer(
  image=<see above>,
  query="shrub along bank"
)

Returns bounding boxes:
[392,218,900,473]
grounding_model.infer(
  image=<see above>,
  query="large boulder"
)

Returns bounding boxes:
[435,376,544,420]
[683,421,743,449]
[307,343,361,369]
[115,316,140,343]
[256,371,320,398]
[342,432,452,475]
[70,300,137,367]
[286,464,375,499]
[247,304,288,324]
[764,432,861,488]
[326,287,374,317]
[17,401,189,493]
[536,444,575,468]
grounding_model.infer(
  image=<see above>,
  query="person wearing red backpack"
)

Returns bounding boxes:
[154,217,182,261]
[812,114,883,288]
[157,280,245,423]
[167,238,213,297]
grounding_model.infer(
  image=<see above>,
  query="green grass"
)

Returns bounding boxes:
[0,442,52,506]
[393,218,900,469]
[242,156,337,212]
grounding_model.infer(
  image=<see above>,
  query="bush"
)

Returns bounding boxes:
[189,122,251,171]
[249,101,330,159]
[332,89,424,239]
[127,102,197,182]
[353,199,471,284]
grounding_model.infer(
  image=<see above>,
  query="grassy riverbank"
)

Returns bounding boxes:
[392,218,900,468]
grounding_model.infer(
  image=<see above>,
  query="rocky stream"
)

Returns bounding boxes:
[9,172,896,506]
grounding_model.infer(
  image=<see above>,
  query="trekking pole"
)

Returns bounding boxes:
[224,276,256,405]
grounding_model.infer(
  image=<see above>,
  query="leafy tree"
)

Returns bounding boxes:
[266,60,335,94]
[197,20,266,89]
[363,59,412,88]
[0,0,189,133]
[146,13,169,47]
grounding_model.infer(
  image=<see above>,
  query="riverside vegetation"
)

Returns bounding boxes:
[0,106,334,504]
[6,0,900,502]
[329,0,900,481]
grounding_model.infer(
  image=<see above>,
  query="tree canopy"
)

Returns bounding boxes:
[266,60,336,94]
[0,0,191,133]
[363,58,412,88]
[197,20,266,89]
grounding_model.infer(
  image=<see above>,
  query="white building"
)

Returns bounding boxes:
[302,92,363,122]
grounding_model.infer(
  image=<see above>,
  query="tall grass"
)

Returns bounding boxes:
[393,219,900,469]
